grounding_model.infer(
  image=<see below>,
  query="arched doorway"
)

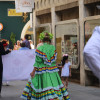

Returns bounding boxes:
[21,20,34,41]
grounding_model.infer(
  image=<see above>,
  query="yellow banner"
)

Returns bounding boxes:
[8,9,23,16]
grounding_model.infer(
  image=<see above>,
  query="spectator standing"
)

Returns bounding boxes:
[23,34,31,49]
[0,39,11,97]
[61,54,71,89]
[29,40,34,49]
[13,40,21,50]
[19,42,29,50]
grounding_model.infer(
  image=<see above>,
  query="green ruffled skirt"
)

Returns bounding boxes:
[21,71,70,100]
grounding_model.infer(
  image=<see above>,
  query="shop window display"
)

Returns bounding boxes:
[56,22,79,68]
[85,19,100,44]
[64,35,78,66]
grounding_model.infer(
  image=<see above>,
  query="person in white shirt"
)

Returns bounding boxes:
[61,54,71,89]
[29,40,34,49]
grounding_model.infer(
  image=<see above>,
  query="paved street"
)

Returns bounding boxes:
[1,81,27,100]
[68,83,100,100]
[0,81,100,100]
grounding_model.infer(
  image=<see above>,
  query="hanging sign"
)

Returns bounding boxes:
[8,9,23,16]
[15,0,34,13]
[0,23,3,31]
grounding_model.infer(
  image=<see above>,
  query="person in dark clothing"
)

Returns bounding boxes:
[0,40,11,97]
[22,34,31,49]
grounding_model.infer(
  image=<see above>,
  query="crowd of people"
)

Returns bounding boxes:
[13,34,34,50]
[0,39,11,97]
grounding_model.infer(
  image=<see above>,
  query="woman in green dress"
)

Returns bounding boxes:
[21,32,70,100]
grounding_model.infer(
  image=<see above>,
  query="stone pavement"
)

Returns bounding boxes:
[0,81,100,100]
[1,81,27,100]
[68,82,100,100]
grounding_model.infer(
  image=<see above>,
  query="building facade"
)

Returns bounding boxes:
[33,0,100,86]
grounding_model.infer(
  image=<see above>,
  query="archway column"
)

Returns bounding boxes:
[33,10,37,48]
[21,20,31,39]
[79,0,86,86]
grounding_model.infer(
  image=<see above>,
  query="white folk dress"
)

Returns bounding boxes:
[83,26,100,80]
[61,62,71,77]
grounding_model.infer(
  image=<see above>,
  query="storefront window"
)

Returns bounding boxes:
[85,19,100,44]
[64,35,78,66]
[56,22,79,68]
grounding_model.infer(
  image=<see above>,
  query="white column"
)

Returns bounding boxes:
[30,13,33,28]
[79,0,86,85]
[51,7,56,46]
[33,10,36,48]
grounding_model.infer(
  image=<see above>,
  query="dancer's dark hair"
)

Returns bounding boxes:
[62,56,68,66]
[24,34,29,40]
[42,33,51,43]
